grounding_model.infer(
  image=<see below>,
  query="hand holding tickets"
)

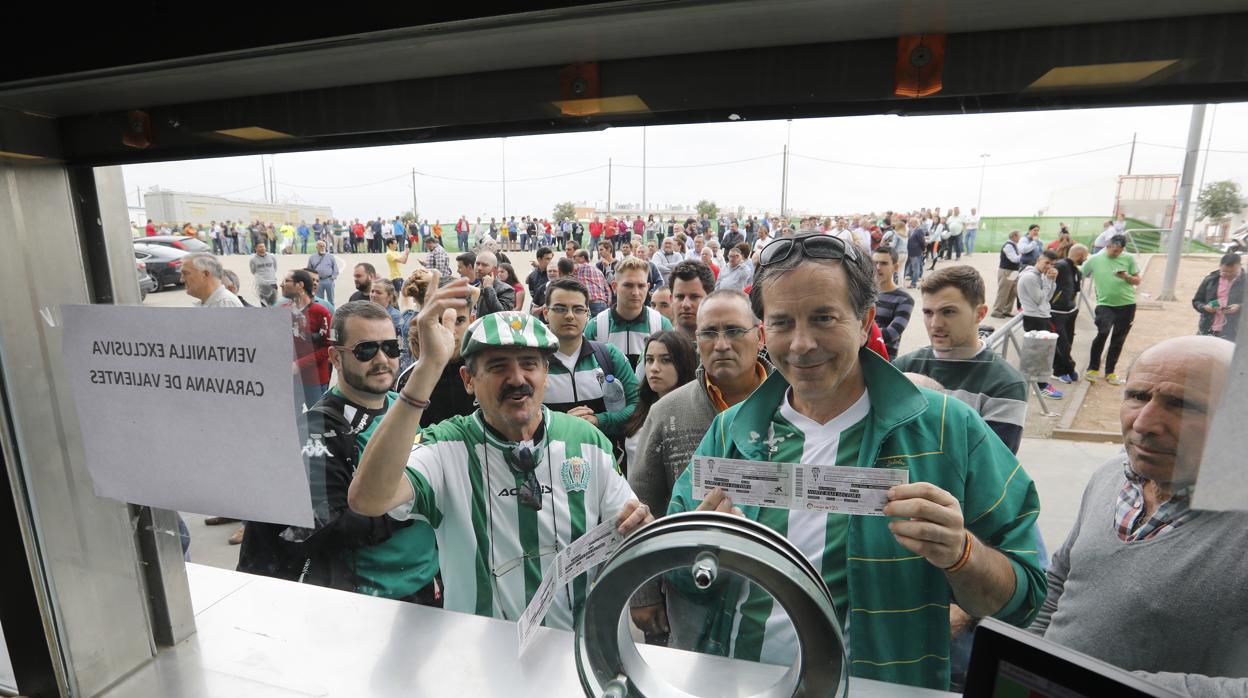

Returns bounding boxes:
[518,509,646,655]
[691,456,909,515]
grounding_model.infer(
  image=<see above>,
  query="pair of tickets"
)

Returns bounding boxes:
[517,457,908,654]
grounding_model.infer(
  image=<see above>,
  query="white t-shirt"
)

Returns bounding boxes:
[734,388,871,666]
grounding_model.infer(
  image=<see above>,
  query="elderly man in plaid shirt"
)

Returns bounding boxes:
[1032,335,1248,696]
[572,248,610,317]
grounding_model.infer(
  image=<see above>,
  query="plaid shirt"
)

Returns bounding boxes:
[1115,459,1196,542]
[574,262,610,304]
[426,245,452,278]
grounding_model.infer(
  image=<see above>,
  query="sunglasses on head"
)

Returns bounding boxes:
[340,339,401,362]
[757,232,858,268]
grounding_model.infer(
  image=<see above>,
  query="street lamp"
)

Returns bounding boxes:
[976,153,990,213]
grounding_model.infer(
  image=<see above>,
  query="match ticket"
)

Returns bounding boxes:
[516,570,557,655]
[557,518,624,585]
[518,517,625,655]
[692,456,908,516]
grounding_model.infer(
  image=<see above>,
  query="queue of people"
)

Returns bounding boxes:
[162,209,1244,695]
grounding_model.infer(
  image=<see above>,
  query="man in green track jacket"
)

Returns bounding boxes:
[666,232,1044,691]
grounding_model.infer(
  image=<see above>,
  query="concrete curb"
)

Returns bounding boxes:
[1050,428,1121,443]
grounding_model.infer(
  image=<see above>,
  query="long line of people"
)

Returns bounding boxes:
[168,208,1244,695]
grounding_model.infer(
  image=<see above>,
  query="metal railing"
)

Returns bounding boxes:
[985,312,1059,417]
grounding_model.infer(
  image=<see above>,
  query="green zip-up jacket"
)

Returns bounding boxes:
[668,347,1044,691]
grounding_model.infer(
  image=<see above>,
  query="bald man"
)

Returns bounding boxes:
[1032,336,1248,696]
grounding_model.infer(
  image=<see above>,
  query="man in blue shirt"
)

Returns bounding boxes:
[393,217,407,252]
[298,221,311,254]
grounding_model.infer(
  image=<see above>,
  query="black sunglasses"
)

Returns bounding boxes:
[510,447,543,511]
[341,339,401,362]
[757,232,858,268]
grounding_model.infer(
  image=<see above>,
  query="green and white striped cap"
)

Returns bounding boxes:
[459,311,558,359]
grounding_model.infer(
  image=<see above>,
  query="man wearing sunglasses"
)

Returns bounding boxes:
[350,274,652,630]
[664,232,1045,692]
[239,301,440,605]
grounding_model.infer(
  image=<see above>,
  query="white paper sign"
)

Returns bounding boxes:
[60,305,313,526]
[693,456,909,515]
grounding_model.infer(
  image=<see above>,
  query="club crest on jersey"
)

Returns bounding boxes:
[561,457,590,493]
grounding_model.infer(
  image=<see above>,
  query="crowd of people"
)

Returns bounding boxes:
[163,203,1244,695]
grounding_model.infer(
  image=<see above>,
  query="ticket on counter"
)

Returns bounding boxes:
[557,517,623,585]
[692,456,793,508]
[517,568,558,655]
[692,456,908,516]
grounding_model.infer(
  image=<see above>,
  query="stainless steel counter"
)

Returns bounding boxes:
[97,564,955,697]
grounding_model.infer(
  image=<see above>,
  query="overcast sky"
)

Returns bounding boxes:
[121,102,1248,223]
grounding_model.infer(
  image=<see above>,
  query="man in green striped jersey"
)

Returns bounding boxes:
[350,274,653,629]
[667,233,1044,691]
[584,256,673,369]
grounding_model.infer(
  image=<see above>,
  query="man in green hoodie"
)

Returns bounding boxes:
[666,232,1044,691]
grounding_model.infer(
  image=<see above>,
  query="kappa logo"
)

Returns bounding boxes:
[883,458,906,470]
[561,457,591,493]
[301,437,333,458]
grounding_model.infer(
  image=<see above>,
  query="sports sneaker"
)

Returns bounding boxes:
[1085,370,1101,382]
[1040,386,1064,399]
[1070,370,1080,382]
[1106,373,1125,386]
[1054,374,1074,384]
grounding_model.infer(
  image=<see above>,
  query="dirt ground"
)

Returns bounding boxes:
[1071,253,1223,433]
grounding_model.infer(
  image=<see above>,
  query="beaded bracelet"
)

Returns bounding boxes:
[945,531,974,573]
[397,392,431,410]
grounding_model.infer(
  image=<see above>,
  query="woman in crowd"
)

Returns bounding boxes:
[497,263,525,310]
[700,246,720,279]
[369,280,402,335]
[620,331,698,472]
[396,268,433,375]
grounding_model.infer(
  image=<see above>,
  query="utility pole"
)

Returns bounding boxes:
[411,168,419,224]
[976,153,990,212]
[780,145,789,217]
[607,158,613,218]
[270,164,276,204]
[501,138,507,220]
[260,156,269,202]
[642,128,647,219]
[1127,132,1137,175]
[1196,104,1217,203]
[1160,104,1205,301]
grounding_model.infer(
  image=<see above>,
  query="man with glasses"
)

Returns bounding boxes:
[664,232,1044,691]
[350,276,652,629]
[542,278,639,443]
[239,301,441,605]
[627,289,772,646]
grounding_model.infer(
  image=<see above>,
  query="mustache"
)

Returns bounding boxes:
[500,384,535,400]
[1128,437,1174,455]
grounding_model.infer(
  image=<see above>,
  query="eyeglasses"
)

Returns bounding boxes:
[549,304,588,316]
[340,339,401,362]
[757,232,858,268]
[696,326,759,343]
[491,544,559,578]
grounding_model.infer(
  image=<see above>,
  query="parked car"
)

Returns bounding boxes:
[133,243,190,290]
[133,235,210,252]
[136,259,158,300]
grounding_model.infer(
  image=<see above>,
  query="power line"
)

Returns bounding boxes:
[413,164,608,184]
[791,142,1132,171]
[614,152,780,169]
[210,183,266,197]
[274,173,412,190]
[1138,141,1248,154]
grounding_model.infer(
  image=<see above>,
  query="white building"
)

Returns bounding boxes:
[143,189,334,227]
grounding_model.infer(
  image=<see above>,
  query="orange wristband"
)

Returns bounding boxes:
[944,531,973,573]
